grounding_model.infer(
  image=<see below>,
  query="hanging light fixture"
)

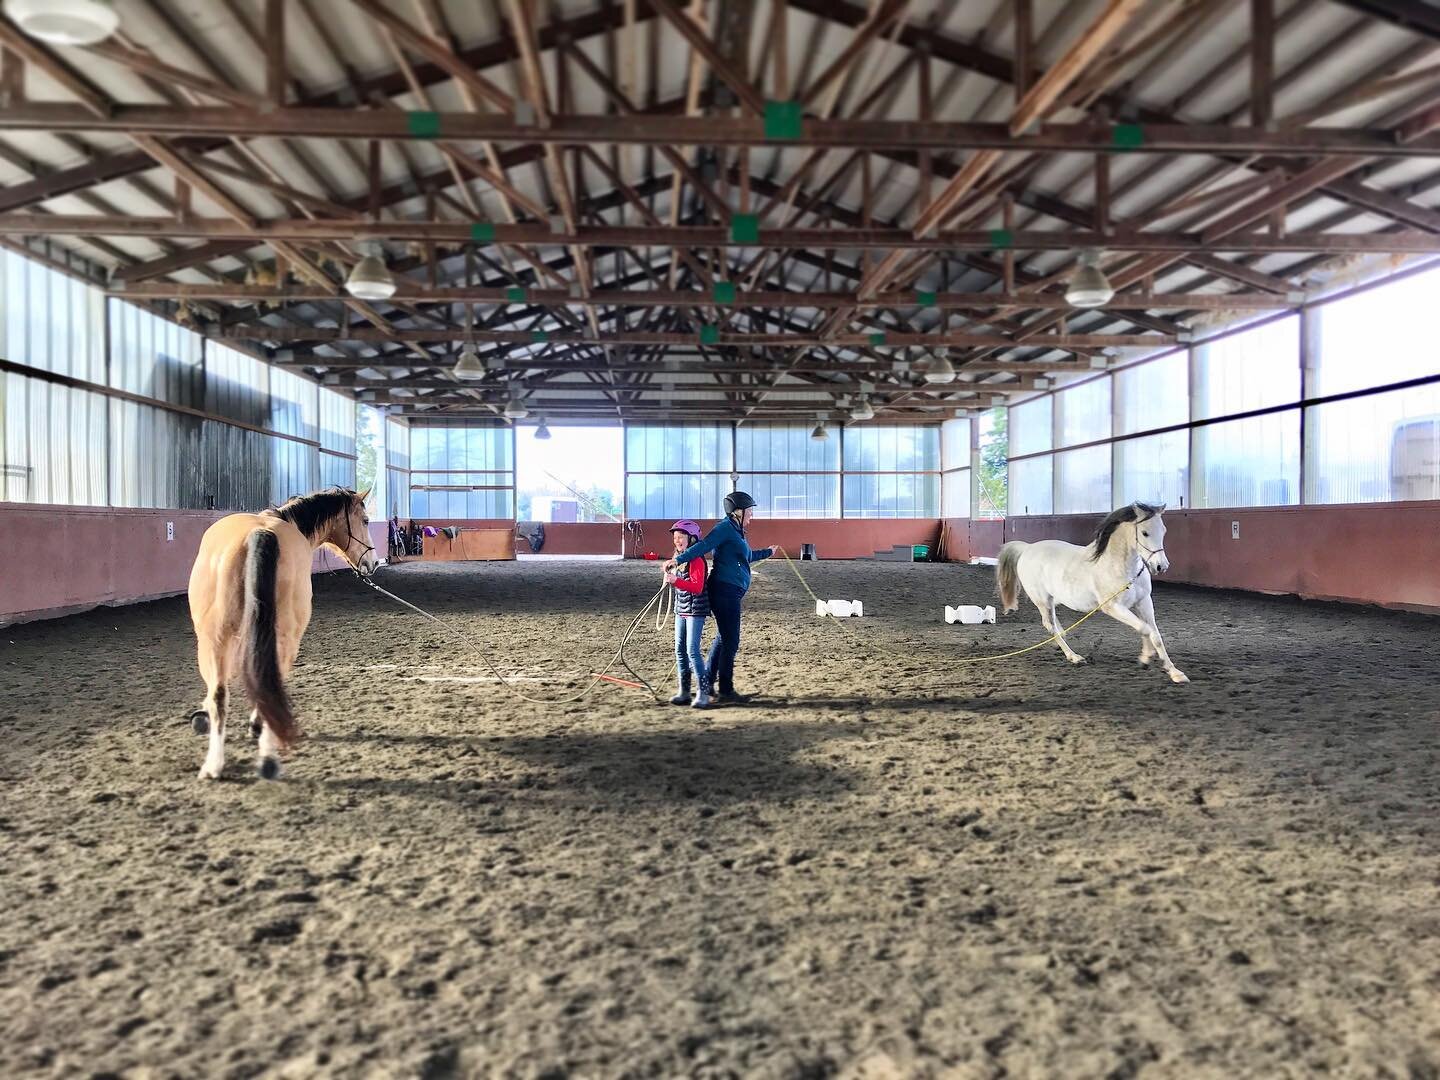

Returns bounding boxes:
[452,346,485,380]
[503,388,529,420]
[925,350,958,385]
[534,416,551,440]
[850,396,875,422]
[810,413,829,441]
[1065,249,1114,308]
[4,0,119,44]
[345,247,396,301]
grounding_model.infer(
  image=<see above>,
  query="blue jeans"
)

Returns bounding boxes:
[674,616,707,684]
[706,581,745,694]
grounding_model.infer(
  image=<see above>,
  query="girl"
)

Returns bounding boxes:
[665,491,773,705]
[665,519,711,709]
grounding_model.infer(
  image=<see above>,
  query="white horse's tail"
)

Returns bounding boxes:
[996,541,1028,613]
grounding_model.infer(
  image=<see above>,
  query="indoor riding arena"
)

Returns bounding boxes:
[2,2,1439,1077]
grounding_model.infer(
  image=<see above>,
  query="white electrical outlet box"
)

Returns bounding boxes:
[166,521,175,542]
[1231,520,1240,540]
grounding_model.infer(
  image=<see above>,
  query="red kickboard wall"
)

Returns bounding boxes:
[991,502,1440,612]
[624,518,942,561]
[0,503,387,627]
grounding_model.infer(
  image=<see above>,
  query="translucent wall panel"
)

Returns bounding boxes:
[1055,378,1111,449]
[1010,395,1053,456]
[736,473,840,517]
[1313,265,1440,395]
[736,422,840,472]
[841,471,939,518]
[841,425,940,471]
[107,299,202,406]
[625,471,728,520]
[3,251,104,380]
[941,468,971,518]
[407,423,514,519]
[940,417,971,471]
[318,388,356,456]
[626,423,732,473]
[385,418,410,519]
[1115,352,1187,434]
[1054,444,1112,514]
[205,342,270,427]
[1,376,108,504]
[1306,384,1440,503]
[1193,316,1299,419]
[1192,412,1300,508]
[625,423,732,519]
[1115,430,1189,507]
[1009,456,1053,515]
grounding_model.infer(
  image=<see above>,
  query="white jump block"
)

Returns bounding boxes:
[815,599,864,618]
[945,604,996,625]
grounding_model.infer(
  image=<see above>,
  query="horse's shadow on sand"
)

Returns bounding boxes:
[309,719,866,808]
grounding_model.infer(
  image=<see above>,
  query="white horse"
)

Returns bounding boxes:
[996,502,1188,683]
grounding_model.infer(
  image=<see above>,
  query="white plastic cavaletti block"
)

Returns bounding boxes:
[815,599,864,618]
[945,604,996,625]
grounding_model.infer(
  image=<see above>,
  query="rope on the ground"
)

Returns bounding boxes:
[772,545,1135,665]
[358,574,673,704]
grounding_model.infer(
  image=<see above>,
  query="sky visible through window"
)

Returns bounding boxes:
[516,424,623,522]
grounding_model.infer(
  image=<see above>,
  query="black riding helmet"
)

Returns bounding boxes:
[724,490,757,514]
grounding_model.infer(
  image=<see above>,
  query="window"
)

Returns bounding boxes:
[385,418,410,520]
[841,425,940,518]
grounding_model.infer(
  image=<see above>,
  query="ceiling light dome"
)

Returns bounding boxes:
[452,346,485,380]
[345,252,396,301]
[849,396,875,422]
[5,0,119,45]
[810,418,828,441]
[925,351,957,384]
[534,417,551,440]
[1065,249,1114,308]
[503,392,529,420]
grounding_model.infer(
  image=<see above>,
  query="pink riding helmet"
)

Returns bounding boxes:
[669,519,703,541]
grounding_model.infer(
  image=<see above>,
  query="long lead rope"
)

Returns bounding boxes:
[358,574,672,704]
[771,545,1137,665]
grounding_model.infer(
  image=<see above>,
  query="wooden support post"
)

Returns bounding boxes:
[1002,195,1015,293]
[1252,0,1273,130]
[175,176,192,225]
[0,46,23,108]
[1015,0,1032,105]
[773,0,789,100]
[266,0,286,108]
[367,139,381,221]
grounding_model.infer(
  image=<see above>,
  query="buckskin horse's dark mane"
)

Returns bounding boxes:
[1091,502,1161,561]
[274,488,358,540]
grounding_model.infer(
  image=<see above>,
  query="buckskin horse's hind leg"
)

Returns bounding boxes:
[196,635,234,780]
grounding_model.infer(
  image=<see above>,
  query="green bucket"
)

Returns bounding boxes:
[912,544,930,561]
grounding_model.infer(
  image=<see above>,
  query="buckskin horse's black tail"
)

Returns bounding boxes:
[243,529,296,750]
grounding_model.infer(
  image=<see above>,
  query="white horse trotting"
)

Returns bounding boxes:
[996,502,1189,683]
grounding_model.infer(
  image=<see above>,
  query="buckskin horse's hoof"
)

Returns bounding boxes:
[257,757,281,781]
[190,711,210,736]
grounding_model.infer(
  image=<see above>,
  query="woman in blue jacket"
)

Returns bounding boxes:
[664,491,773,705]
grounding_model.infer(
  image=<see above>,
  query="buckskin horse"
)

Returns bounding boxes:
[187,488,378,780]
